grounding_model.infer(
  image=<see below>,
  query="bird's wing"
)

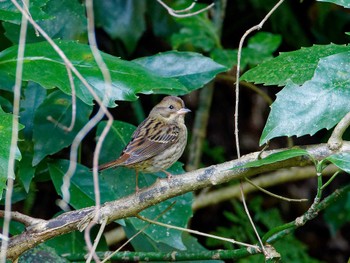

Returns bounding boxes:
[122,117,179,165]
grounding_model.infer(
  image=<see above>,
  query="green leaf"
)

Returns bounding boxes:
[133,51,227,90]
[18,243,69,263]
[49,159,119,209]
[45,230,108,257]
[20,82,46,140]
[94,0,146,54]
[171,9,219,52]
[317,0,350,8]
[0,40,195,107]
[241,44,350,86]
[325,153,350,174]
[17,148,36,193]
[0,0,50,24]
[211,32,281,69]
[4,0,87,44]
[260,51,350,145]
[32,90,92,165]
[0,106,23,196]
[238,149,310,169]
[324,191,350,234]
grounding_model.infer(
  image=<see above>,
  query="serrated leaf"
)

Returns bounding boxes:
[260,51,350,145]
[32,90,92,165]
[0,41,213,107]
[0,106,23,196]
[133,51,227,89]
[241,44,350,86]
[0,0,50,24]
[94,0,146,53]
[237,149,310,169]
[317,0,350,8]
[325,153,350,174]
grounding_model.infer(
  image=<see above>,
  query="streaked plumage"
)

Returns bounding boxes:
[98,96,190,191]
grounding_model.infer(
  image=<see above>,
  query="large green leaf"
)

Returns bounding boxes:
[94,0,146,54]
[325,153,350,174]
[133,51,227,90]
[317,0,350,8]
[49,159,119,209]
[18,244,69,263]
[0,41,223,107]
[96,121,193,251]
[241,44,350,86]
[0,106,23,197]
[4,0,87,43]
[32,90,92,165]
[0,0,50,24]
[260,51,350,145]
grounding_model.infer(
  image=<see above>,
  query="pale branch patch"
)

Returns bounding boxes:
[2,142,350,261]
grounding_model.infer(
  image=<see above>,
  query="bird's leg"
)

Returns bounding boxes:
[162,170,173,182]
[135,169,140,193]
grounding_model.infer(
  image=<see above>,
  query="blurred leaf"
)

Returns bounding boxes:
[0,40,205,107]
[171,10,219,52]
[4,0,87,43]
[146,0,179,38]
[260,51,350,145]
[17,148,35,192]
[94,0,146,53]
[324,191,350,234]
[326,153,350,174]
[32,90,92,165]
[0,0,50,24]
[49,159,119,209]
[236,149,310,169]
[20,82,46,140]
[241,44,350,86]
[133,51,227,89]
[45,229,108,257]
[0,70,14,91]
[0,106,23,196]
[18,243,69,263]
[317,0,350,8]
[211,32,281,69]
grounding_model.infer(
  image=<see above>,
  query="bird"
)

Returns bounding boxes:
[98,96,191,192]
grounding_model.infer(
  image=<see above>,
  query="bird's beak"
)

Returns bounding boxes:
[177,107,191,115]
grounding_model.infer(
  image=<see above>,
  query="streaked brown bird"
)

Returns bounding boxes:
[98,96,190,191]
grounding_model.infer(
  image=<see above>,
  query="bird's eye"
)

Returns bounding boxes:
[169,105,174,109]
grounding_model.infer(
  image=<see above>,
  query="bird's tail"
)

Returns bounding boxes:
[96,154,129,172]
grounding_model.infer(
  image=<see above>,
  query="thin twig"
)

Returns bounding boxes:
[136,214,259,250]
[157,0,214,18]
[0,211,45,228]
[83,0,115,261]
[328,111,350,150]
[234,0,285,258]
[244,177,308,202]
[0,1,28,261]
[86,218,107,263]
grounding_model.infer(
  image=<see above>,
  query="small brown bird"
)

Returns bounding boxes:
[98,96,190,191]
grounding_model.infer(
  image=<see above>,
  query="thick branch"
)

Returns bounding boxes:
[4,142,350,260]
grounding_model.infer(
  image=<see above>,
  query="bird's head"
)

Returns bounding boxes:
[150,96,191,122]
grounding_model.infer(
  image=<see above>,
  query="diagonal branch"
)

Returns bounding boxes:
[3,142,350,260]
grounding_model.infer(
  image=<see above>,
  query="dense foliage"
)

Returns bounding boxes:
[0,0,349,262]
